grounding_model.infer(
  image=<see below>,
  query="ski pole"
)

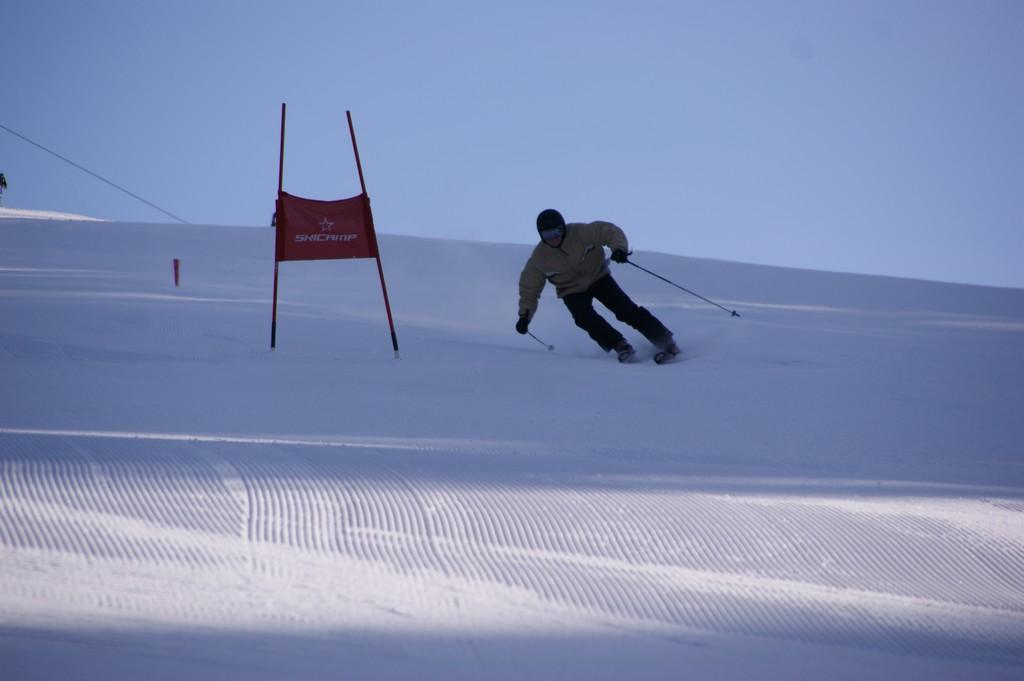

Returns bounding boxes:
[528,331,554,351]
[627,260,741,317]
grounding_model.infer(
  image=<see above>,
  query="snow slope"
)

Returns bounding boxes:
[0,206,103,221]
[1,218,1023,680]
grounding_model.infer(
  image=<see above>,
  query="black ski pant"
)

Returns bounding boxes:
[562,274,673,352]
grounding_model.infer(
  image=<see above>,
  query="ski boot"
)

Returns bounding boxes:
[614,339,636,363]
[654,340,681,365]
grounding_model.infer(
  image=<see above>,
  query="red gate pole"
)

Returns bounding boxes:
[271,103,286,349]
[347,111,399,359]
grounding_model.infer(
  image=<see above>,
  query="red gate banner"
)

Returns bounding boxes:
[270,105,398,356]
[275,191,378,262]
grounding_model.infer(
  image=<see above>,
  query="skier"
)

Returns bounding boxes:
[516,208,680,362]
[0,173,6,206]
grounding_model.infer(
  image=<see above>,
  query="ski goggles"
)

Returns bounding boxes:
[539,227,565,241]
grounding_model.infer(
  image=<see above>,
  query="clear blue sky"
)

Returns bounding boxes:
[3,0,1022,288]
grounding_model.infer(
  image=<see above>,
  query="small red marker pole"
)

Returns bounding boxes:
[173,258,180,287]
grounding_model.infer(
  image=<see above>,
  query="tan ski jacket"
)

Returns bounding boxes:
[518,221,629,320]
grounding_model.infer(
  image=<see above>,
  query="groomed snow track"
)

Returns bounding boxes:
[3,429,1022,668]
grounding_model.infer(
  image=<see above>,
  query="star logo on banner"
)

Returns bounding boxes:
[318,217,335,232]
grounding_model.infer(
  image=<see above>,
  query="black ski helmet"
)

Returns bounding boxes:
[536,209,566,240]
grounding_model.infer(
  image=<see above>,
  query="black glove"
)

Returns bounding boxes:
[611,249,629,264]
[515,315,530,335]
